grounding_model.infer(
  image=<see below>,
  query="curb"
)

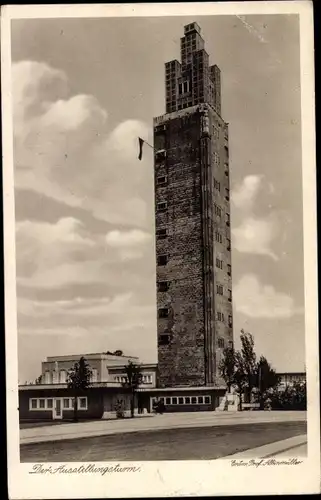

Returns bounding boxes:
[225,434,307,459]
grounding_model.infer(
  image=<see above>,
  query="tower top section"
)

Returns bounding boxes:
[164,22,222,116]
[184,22,201,35]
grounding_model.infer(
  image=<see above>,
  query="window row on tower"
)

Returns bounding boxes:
[217,311,233,328]
[154,229,231,251]
[155,228,231,250]
[215,258,232,276]
[216,285,232,301]
[158,308,232,328]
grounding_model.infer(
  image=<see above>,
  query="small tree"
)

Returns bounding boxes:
[122,361,143,418]
[240,330,257,402]
[67,357,92,422]
[34,375,42,385]
[233,351,248,411]
[255,356,280,409]
[219,346,236,393]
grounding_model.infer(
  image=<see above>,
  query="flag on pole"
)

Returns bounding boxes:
[138,137,144,161]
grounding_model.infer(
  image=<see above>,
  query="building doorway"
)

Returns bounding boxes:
[53,398,63,420]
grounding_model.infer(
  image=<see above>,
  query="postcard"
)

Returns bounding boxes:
[2,1,319,498]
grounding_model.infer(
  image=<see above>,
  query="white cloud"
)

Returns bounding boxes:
[16,217,94,248]
[232,216,278,261]
[231,175,278,260]
[13,60,153,229]
[106,229,151,247]
[41,95,107,132]
[16,218,154,289]
[231,174,262,211]
[234,274,299,318]
[18,293,133,319]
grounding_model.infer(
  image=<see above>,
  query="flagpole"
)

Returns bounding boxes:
[138,136,155,160]
[142,140,156,151]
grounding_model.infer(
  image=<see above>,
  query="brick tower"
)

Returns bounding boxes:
[153,22,233,388]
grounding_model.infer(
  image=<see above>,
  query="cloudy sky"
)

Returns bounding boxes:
[11,14,305,383]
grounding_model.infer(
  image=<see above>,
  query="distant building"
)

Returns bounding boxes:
[39,352,156,387]
[277,372,306,388]
[154,22,233,387]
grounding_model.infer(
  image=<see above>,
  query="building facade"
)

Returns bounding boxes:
[18,352,226,421]
[277,372,306,388]
[39,352,157,387]
[154,22,233,388]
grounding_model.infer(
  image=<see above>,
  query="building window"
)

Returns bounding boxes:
[213,152,219,164]
[227,238,231,251]
[155,149,167,162]
[178,397,184,404]
[63,398,71,409]
[218,338,225,349]
[204,396,211,404]
[158,308,169,318]
[216,258,223,269]
[227,264,231,276]
[214,179,220,191]
[226,213,230,226]
[185,397,191,404]
[172,397,178,405]
[228,289,232,302]
[215,232,222,243]
[213,125,219,139]
[59,370,66,384]
[155,124,166,134]
[157,175,167,186]
[166,397,171,405]
[157,254,168,266]
[214,204,222,217]
[156,228,167,239]
[191,396,197,404]
[198,396,204,404]
[44,371,51,384]
[47,399,53,409]
[228,340,234,349]
[228,315,233,328]
[157,201,167,212]
[30,399,37,410]
[158,333,171,345]
[78,397,88,410]
[225,188,230,201]
[216,285,223,295]
[39,399,45,409]
[157,281,169,292]
[217,311,225,322]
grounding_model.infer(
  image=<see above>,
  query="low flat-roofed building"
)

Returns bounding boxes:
[277,371,306,387]
[18,351,226,422]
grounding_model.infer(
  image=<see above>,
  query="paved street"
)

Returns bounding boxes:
[20,410,307,445]
[273,442,307,457]
[20,421,306,462]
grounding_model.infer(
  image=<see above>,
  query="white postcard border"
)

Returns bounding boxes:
[2,2,319,498]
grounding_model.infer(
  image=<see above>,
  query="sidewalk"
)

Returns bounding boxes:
[226,434,307,459]
[20,410,306,445]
